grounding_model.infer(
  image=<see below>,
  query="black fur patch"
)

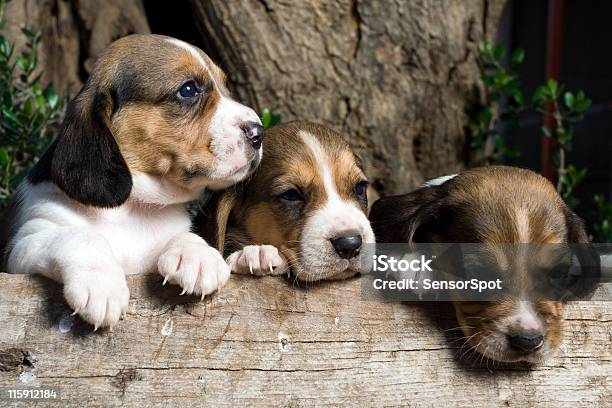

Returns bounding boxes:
[0,196,19,270]
[29,89,132,208]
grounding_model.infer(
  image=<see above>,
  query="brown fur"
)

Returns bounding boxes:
[370,166,597,362]
[203,121,367,277]
[89,34,229,187]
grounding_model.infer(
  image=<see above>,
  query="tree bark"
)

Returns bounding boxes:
[189,0,507,194]
[2,0,150,95]
[0,273,610,406]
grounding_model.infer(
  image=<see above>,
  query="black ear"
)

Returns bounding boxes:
[561,207,601,300]
[370,184,448,244]
[30,86,132,207]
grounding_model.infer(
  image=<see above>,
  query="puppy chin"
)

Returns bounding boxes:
[465,331,549,364]
[293,246,370,282]
[206,150,262,190]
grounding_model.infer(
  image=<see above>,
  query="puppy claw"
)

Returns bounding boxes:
[227,245,288,276]
[157,236,231,300]
[63,265,129,331]
[162,276,169,286]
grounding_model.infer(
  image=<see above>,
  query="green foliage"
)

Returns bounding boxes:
[261,108,282,129]
[467,42,525,164]
[532,79,591,207]
[0,0,65,209]
[592,194,612,243]
[470,41,592,209]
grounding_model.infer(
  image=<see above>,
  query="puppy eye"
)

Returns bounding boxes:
[177,81,200,98]
[354,180,368,198]
[279,188,304,202]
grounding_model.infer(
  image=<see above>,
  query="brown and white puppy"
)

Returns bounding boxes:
[201,121,375,282]
[1,35,263,330]
[370,166,599,363]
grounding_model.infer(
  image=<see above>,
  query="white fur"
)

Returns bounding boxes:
[296,131,375,281]
[515,207,531,243]
[7,178,233,329]
[207,96,262,189]
[166,38,216,87]
[7,39,263,329]
[423,174,457,187]
[166,38,262,190]
[470,301,546,363]
[226,245,288,276]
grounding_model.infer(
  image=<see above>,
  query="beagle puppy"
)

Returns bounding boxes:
[370,166,599,363]
[200,121,375,282]
[0,34,264,330]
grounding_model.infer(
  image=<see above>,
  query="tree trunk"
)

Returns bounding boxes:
[3,0,150,95]
[189,0,507,195]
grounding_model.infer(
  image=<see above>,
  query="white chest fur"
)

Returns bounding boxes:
[12,181,192,275]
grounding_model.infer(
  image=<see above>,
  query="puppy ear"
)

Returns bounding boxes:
[561,207,601,300]
[370,184,448,244]
[195,190,238,255]
[43,85,132,207]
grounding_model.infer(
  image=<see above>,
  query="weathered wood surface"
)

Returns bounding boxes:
[0,272,610,407]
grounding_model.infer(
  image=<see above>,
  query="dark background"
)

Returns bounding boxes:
[499,0,612,226]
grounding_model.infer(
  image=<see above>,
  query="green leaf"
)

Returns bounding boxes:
[564,91,574,109]
[532,85,546,104]
[546,78,559,98]
[261,108,271,129]
[511,48,525,64]
[0,147,9,166]
[480,42,494,61]
[575,167,588,184]
[493,45,505,61]
[494,69,511,86]
[23,97,34,117]
[2,107,20,125]
[20,27,35,39]
[47,92,58,110]
[481,74,494,86]
[511,90,524,105]
[479,107,493,126]
[541,126,552,137]
[270,113,282,127]
[574,95,592,112]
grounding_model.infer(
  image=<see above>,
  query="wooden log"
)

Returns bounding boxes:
[0,272,610,406]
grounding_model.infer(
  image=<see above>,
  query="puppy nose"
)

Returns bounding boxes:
[330,234,362,259]
[508,333,544,352]
[242,122,264,149]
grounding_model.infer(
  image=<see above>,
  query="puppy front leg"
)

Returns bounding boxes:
[226,245,289,276]
[8,222,129,330]
[158,232,230,299]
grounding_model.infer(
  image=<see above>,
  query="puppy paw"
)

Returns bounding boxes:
[158,241,230,299]
[226,245,288,276]
[62,266,129,331]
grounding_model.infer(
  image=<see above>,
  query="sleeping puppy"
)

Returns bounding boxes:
[200,121,375,282]
[1,34,264,330]
[370,166,599,363]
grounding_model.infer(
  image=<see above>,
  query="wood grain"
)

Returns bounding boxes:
[0,272,610,407]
